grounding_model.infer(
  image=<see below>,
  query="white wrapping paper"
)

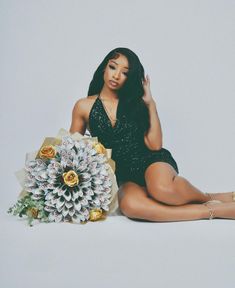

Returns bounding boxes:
[14,128,121,217]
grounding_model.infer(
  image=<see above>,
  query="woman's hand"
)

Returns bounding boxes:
[142,74,155,106]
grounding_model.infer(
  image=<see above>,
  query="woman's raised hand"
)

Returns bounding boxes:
[142,74,155,106]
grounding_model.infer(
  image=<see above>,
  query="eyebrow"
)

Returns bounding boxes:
[110,60,129,70]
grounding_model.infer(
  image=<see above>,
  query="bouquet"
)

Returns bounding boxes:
[7,128,119,226]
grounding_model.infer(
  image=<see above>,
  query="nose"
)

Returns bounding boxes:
[113,70,121,80]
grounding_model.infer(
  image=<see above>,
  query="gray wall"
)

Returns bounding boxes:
[1,0,234,211]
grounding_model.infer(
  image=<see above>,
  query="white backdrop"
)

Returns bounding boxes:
[0,1,235,288]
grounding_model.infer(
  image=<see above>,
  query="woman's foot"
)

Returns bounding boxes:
[205,191,235,203]
[203,201,235,220]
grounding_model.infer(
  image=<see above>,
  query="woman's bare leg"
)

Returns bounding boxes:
[144,162,234,206]
[173,174,234,203]
[118,182,235,222]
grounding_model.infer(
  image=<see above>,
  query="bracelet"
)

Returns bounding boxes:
[207,206,214,220]
[232,191,235,201]
[204,203,215,220]
[205,192,214,201]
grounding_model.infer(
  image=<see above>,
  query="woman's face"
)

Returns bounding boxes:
[103,53,129,90]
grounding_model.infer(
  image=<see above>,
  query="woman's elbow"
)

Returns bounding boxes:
[69,124,86,135]
[149,145,162,151]
[145,139,163,151]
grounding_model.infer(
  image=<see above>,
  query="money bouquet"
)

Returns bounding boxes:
[7,128,119,226]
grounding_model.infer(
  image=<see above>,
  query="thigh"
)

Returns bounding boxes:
[144,162,178,196]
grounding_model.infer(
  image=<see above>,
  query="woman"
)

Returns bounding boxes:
[70,47,235,222]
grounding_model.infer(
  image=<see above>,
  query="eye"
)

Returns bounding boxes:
[109,65,128,76]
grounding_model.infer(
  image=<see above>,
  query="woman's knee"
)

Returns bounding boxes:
[118,182,146,217]
[119,195,136,217]
[147,181,171,200]
[147,182,182,205]
[145,162,177,203]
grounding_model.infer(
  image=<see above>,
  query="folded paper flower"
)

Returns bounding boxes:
[8,128,119,226]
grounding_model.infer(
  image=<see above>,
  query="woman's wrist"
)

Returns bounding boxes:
[145,99,156,109]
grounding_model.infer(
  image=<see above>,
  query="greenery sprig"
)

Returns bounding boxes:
[7,193,49,226]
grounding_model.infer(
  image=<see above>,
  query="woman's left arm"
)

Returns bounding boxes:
[142,75,163,151]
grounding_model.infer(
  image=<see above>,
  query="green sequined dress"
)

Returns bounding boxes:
[87,94,179,187]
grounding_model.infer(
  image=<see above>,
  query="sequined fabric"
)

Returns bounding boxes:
[88,95,179,187]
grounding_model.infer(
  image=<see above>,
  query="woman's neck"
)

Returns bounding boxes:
[100,85,119,100]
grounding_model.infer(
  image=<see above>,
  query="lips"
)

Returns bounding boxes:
[109,80,119,86]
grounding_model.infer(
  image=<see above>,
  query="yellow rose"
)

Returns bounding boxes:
[27,207,39,219]
[39,145,56,159]
[93,142,106,154]
[89,208,106,221]
[63,170,79,187]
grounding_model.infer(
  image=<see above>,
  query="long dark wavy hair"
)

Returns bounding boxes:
[87,47,150,133]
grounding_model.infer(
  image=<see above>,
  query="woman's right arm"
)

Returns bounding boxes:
[69,99,87,135]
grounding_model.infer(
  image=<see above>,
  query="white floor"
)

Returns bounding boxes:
[1,1,234,286]
[1,204,235,288]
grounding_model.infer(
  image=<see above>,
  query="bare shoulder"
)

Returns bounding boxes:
[72,94,99,121]
[69,94,99,135]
